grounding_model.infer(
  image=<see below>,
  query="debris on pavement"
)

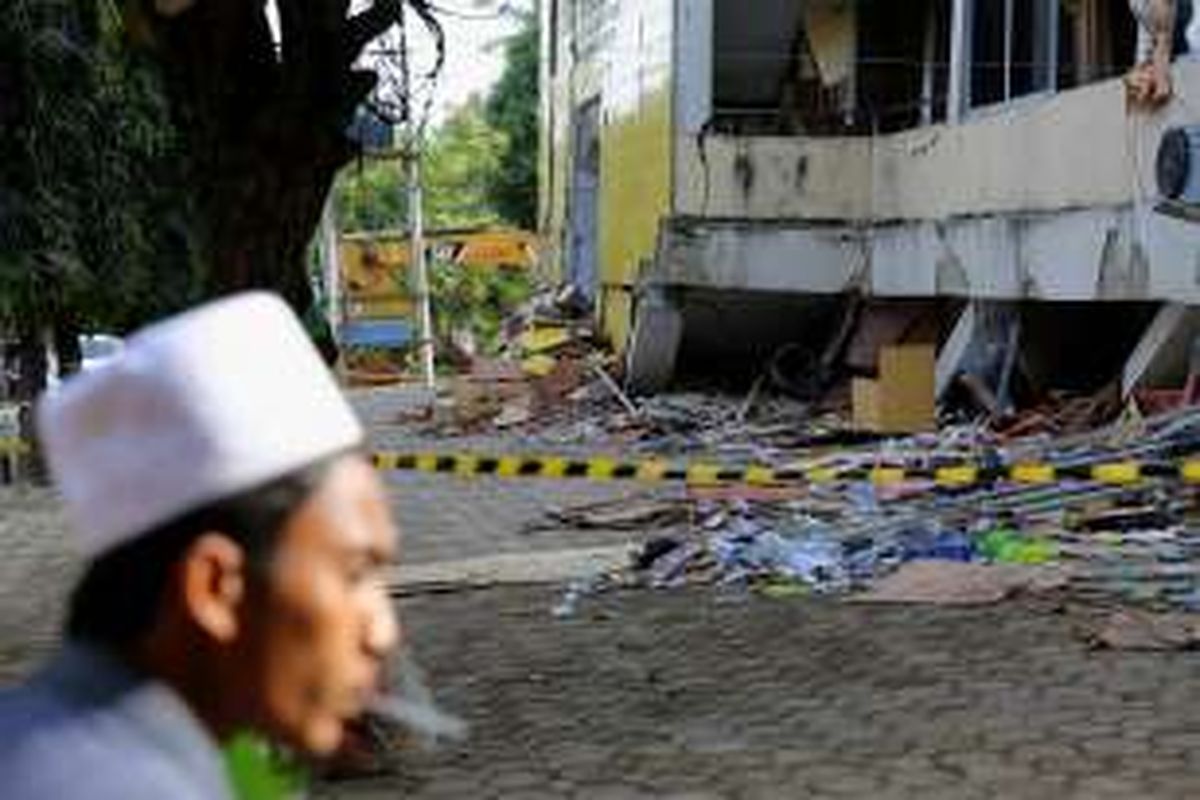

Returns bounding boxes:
[539,404,1200,617]
[393,547,631,598]
[353,293,1200,622]
[852,561,1068,606]
[525,494,690,534]
[1079,608,1200,651]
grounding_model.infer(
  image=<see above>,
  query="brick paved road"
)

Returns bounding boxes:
[327,588,1200,800]
[4,386,1200,798]
[0,489,80,683]
[359,384,680,567]
[383,472,677,566]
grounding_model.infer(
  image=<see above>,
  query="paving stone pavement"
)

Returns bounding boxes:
[383,472,677,566]
[0,488,82,682]
[4,386,1200,797]
[323,587,1200,800]
[357,384,682,568]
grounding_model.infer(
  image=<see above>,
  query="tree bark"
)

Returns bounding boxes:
[13,324,47,407]
[13,322,47,482]
[133,0,416,313]
[54,314,82,378]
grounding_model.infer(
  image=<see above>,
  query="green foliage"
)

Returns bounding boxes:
[484,11,538,230]
[333,156,406,234]
[429,261,532,356]
[335,100,507,232]
[0,0,194,338]
[335,11,540,235]
[329,6,541,367]
[424,100,507,229]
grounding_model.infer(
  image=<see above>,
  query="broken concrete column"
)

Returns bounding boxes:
[625,286,684,396]
[1122,303,1200,397]
[935,300,1021,408]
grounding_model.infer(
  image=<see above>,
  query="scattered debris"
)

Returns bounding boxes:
[1080,609,1200,651]
[853,562,1067,606]
[355,286,1200,622]
[493,396,533,429]
[537,405,1200,616]
[393,546,631,596]
[591,362,641,419]
[526,495,689,534]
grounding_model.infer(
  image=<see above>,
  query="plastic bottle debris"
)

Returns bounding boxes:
[978,528,1057,565]
[531,404,1200,611]
[552,573,602,618]
[899,524,975,563]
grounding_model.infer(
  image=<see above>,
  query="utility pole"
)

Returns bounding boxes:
[319,197,340,333]
[399,3,436,395]
[407,130,436,393]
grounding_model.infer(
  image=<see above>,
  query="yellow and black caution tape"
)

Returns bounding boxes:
[372,450,1200,488]
[0,439,1188,488]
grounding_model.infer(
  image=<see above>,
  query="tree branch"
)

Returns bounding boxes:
[342,0,402,66]
[407,0,444,78]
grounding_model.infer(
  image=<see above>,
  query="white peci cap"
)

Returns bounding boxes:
[37,292,364,559]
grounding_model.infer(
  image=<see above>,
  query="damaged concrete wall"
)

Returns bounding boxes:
[659,55,1200,304]
[655,201,1200,304]
[546,0,1200,370]
[596,0,674,348]
[674,136,873,220]
[675,62,1200,224]
[870,210,1130,300]
[871,77,1132,219]
[655,219,867,294]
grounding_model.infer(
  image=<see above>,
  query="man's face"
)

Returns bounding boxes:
[236,455,400,756]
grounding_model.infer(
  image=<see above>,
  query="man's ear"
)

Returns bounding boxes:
[177,533,247,645]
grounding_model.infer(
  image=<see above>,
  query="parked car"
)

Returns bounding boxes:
[78,334,124,372]
[45,334,124,392]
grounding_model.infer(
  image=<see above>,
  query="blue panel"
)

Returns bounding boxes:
[340,319,414,348]
[345,108,395,154]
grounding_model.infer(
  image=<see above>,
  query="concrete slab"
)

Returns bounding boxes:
[625,287,684,394]
[390,545,631,593]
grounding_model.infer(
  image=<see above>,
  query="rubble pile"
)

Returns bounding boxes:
[375,284,1200,630]
[407,285,615,435]
[549,405,1200,618]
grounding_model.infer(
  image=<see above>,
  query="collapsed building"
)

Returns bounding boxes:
[539,0,1200,408]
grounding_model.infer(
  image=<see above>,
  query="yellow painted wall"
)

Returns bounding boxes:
[539,0,675,351]
[598,88,672,347]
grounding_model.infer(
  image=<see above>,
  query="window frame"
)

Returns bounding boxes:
[951,0,1063,118]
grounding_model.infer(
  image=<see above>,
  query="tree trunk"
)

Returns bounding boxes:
[13,323,47,482]
[14,324,47,407]
[201,129,346,312]
[139,0,414,315]
[54,315,81,379]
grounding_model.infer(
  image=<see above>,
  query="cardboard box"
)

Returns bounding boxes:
[853,344,935,433]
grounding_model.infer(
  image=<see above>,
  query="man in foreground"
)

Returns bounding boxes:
[0,292,400,798]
